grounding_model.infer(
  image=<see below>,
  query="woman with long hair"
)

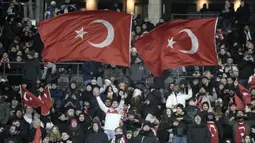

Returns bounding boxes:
[157,108,174,143]
[49,126,61,143]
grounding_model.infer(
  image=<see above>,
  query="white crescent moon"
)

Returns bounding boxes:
[88,19,114,48]
[178,29,199,54]
[23,92,28,101]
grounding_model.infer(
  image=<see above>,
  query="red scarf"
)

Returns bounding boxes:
[207,121,219,143]
[197,94,203,109]
[235,122,248,143]
[111,136,126,143]
[84,106,89,114]
[0,58,10,69]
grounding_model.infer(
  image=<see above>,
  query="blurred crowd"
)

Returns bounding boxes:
[0,0,255,143]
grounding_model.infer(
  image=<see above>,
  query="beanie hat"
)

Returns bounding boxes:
[143,121,152,128]
[176,104,184,110]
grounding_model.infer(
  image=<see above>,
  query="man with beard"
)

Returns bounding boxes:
[225,110,255,143]
[133,121,159,143]
[4,125,21,143]
[187,114,211,143]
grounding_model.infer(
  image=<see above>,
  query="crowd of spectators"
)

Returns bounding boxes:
[0,0,255,143]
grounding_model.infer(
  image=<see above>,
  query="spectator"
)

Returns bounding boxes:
[166,84,192,111]
[235,0,251,27]
[22,51,41,94]
[133,121,159,143]
[67,118,85,143]
[200,3,208,13]
[171,104,192,143]
[95,90,125,140]
[58,0,76,15]
[110,127,126,143]
[156,18,165,27]
[45,1,58,19]
[86,120,108,143]
[187,114,211,143]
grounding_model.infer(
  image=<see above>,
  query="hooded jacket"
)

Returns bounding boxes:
[85,121,108,143]
[133,130,159,143]
[187,121,211,143]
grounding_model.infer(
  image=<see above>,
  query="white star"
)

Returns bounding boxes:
[75,27,87,39]
[167,37,176,48]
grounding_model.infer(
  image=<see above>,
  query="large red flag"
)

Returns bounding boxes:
[135,18,218,76]
[40,87,53,115]
[34,126,41,143]
[238,84,251,105]
[39,10,132,66]
[20,85,42,107]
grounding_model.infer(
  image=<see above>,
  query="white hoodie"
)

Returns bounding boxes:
[166,89,192,112]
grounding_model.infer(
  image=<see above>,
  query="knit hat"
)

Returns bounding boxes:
[176,104,184,110]
[133,88,142,98]
[126,130,133,134]
[143,121,152,128]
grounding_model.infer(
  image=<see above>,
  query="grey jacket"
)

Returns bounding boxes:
[126,63,150,82]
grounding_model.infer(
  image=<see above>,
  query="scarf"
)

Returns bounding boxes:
[111,135,126,143]
[84,106,89,114]
[235,122,248,143]
[245,30,252,41]
[122,109,128,120]
[0,58,10,69]
[207,121,219,143]
[197,94,203,109]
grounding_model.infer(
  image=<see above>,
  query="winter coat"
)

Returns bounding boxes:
[166,89,193,112]
[126,63,150,83]
[187,122,211,143]
[171,113,192,136]
[85,122,108,143]
[133,130,159,143]
[67,126,85,143]
[22,58,41,81]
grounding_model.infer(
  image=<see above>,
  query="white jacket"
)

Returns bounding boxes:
[166,89,192,111]
[96,96,124,131]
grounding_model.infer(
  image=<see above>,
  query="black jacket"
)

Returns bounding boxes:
[85,128,108,143]
[22,58,41,81]
[67,126,85,143]
[133,130,159,143]
[172,113,192,136]
[187,122,211,143]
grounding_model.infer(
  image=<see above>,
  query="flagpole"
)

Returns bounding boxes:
[128,13,133,67]
[214,17,219,64]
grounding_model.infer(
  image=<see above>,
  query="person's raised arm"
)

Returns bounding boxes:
[96,96,109,113]
[185,85,193,100]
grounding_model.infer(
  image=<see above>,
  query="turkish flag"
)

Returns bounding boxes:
[34,126,41,143]
[135,18,218,76]
[238,84,251,105]
[20,85,42,108]
[40,87,53,115]
[39,10,132,67]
